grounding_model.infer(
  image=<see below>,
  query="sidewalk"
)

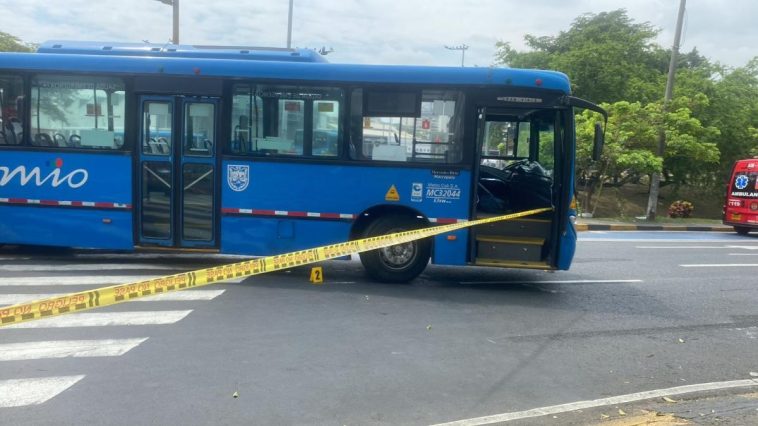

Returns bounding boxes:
[575,217,733,232]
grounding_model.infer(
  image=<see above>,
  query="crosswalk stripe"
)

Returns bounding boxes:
[0,376,85,407]
[0,264,180,272]
[0,338,148,361]
[0,276,246,286]
[0,275,167,286]
[1,310,193,329]
[0,289,226,306]
[132,289,226,301]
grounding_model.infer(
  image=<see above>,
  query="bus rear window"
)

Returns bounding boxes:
[30,75,126,150]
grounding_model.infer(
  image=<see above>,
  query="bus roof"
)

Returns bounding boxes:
[0,50,571,93]
[37,40,328,63]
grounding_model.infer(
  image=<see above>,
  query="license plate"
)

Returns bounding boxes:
[731,213,742,221]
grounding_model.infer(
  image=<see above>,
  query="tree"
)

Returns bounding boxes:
[495,10,665,104]
[707,59,758,174]
[495,9,757,218]
[575,98,720,213]
[0,31,34,52]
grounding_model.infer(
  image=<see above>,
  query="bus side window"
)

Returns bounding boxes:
[351,88,463,164]
[231,84,342,157]
[313,100,339,156]
[0,74,25,145]
[30,75,126,150]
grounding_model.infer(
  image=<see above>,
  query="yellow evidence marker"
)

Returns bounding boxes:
[309,266,324,284]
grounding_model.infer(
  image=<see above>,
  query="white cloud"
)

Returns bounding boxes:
[0,0,755,68]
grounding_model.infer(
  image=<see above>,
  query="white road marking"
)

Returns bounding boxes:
[0,276,245,286]
[133,289,226,301]
[0,256,31,261]
[0,310,192,329]
[0,376,85,407]
[726,245,758,250]
[681,263,758,267]
[459,279,642,285]
[729,253,758,256]
[0,263,179,272]
[583,238,740,243]
[635,245,734,249]
[0,275,165,286]
[431,378,758,426]
[0,289,226,306]
[0,338,148,361]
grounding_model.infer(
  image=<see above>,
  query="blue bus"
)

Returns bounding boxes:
[0,41,605,282]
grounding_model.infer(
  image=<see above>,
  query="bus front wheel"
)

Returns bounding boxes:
[359,215,431,283]
[735,226,751,235]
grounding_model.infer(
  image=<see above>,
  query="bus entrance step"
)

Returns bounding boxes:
[474,258,552,270]
[475,235,544,263]
[473,217,551,238]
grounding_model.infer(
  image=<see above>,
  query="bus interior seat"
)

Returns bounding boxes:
[69,134,81,147]
[5,119,20,144]
[156,138,170,154]
[54,133,68,146]
[34,133,55,146]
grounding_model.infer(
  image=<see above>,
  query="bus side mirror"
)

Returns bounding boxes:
[592,122,604,162]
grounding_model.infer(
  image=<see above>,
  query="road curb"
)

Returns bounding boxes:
[575,223,733,232]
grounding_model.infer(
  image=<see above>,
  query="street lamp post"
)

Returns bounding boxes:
[287,0,294,48]
[156,0,179,44]
[445,44,469,67]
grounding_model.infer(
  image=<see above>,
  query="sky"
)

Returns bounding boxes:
[1,0,756,69]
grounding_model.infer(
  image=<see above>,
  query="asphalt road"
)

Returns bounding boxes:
[1,231,758,425]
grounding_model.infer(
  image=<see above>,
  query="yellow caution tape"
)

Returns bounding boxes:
[0,207,552,327]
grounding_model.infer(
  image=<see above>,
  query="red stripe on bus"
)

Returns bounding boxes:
[219,208,461,224]
[0,199,130,209]
[434,218,459,224]
[251,209,277,216]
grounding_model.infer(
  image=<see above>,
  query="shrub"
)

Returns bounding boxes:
[668,200,694,218]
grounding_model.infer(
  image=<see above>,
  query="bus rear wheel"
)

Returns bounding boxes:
[734,226,751,235]
[359,215,431,283]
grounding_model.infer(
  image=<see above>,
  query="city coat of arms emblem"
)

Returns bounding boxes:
[227,165,250,192]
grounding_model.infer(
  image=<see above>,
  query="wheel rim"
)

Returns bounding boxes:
[378,239,417,270]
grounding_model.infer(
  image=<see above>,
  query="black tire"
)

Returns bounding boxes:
[734,226,751,235]
[359,215,431,283]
